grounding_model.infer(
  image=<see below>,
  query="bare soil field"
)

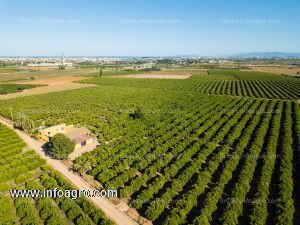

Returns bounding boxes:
[10,76,91,85]
[252,66,300,77]
[0,68,97,82]
[0,76,96,100]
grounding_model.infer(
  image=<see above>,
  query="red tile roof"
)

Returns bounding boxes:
[74,135,92,144]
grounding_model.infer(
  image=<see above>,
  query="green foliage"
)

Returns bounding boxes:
[15,171,35,185]
[48,133,75,159]
[15,197,43,225]
[59,65,66,70]
[0,124,44,185]
[129,107,144,119]
[0,83,42,95]
[273,101,294,225]
[0,69,299,224]
[0,196,17,224]
[14,112,35,131]
[0,124,114,225]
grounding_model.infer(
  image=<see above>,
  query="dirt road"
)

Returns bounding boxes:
[0,117,137,225]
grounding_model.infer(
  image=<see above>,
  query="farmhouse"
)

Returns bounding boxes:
[38,124,94,148]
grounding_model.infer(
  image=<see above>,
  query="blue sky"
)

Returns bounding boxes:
[0,0,299,56]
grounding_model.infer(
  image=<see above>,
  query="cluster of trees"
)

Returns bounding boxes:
[13,112,35,131]
[129,107,144,119]
[47,133,75,159]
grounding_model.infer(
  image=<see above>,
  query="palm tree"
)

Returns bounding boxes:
[79,161,92,175]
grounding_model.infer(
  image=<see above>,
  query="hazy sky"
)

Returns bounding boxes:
[0,0,299,56]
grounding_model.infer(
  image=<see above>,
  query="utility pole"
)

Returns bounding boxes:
[100,68,103,78]
[9,108,13,121]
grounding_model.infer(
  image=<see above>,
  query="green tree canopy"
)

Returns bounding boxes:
[48,133,75,159]
[129,107,144,120]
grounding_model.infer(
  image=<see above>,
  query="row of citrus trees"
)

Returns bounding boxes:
[131,98,257,212]
[193,101,294,225]
[146,100,270,224]
[10,167,113,225]
[180,79,300,100]
[90,97,235,187]
[75,96,241,187]
[0,124,45,185]
[79,71,300,100]
[75,97,297,225]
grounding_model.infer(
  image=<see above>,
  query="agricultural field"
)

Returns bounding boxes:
[0,67,98,82]
[0,123,113,225]
[79,70,300,100]
[0,69,299,225]
[0,83,43,95]
[252,66,300,77]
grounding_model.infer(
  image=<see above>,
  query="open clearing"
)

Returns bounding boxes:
[0,76,96,100]
[252,66,300,77]
[9,76,92,85]
[0,68,97,82]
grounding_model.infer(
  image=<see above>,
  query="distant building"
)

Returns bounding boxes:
[38,124,94,149]
[27,62,73,68]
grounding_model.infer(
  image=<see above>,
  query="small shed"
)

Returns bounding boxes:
[38,124,94,149]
